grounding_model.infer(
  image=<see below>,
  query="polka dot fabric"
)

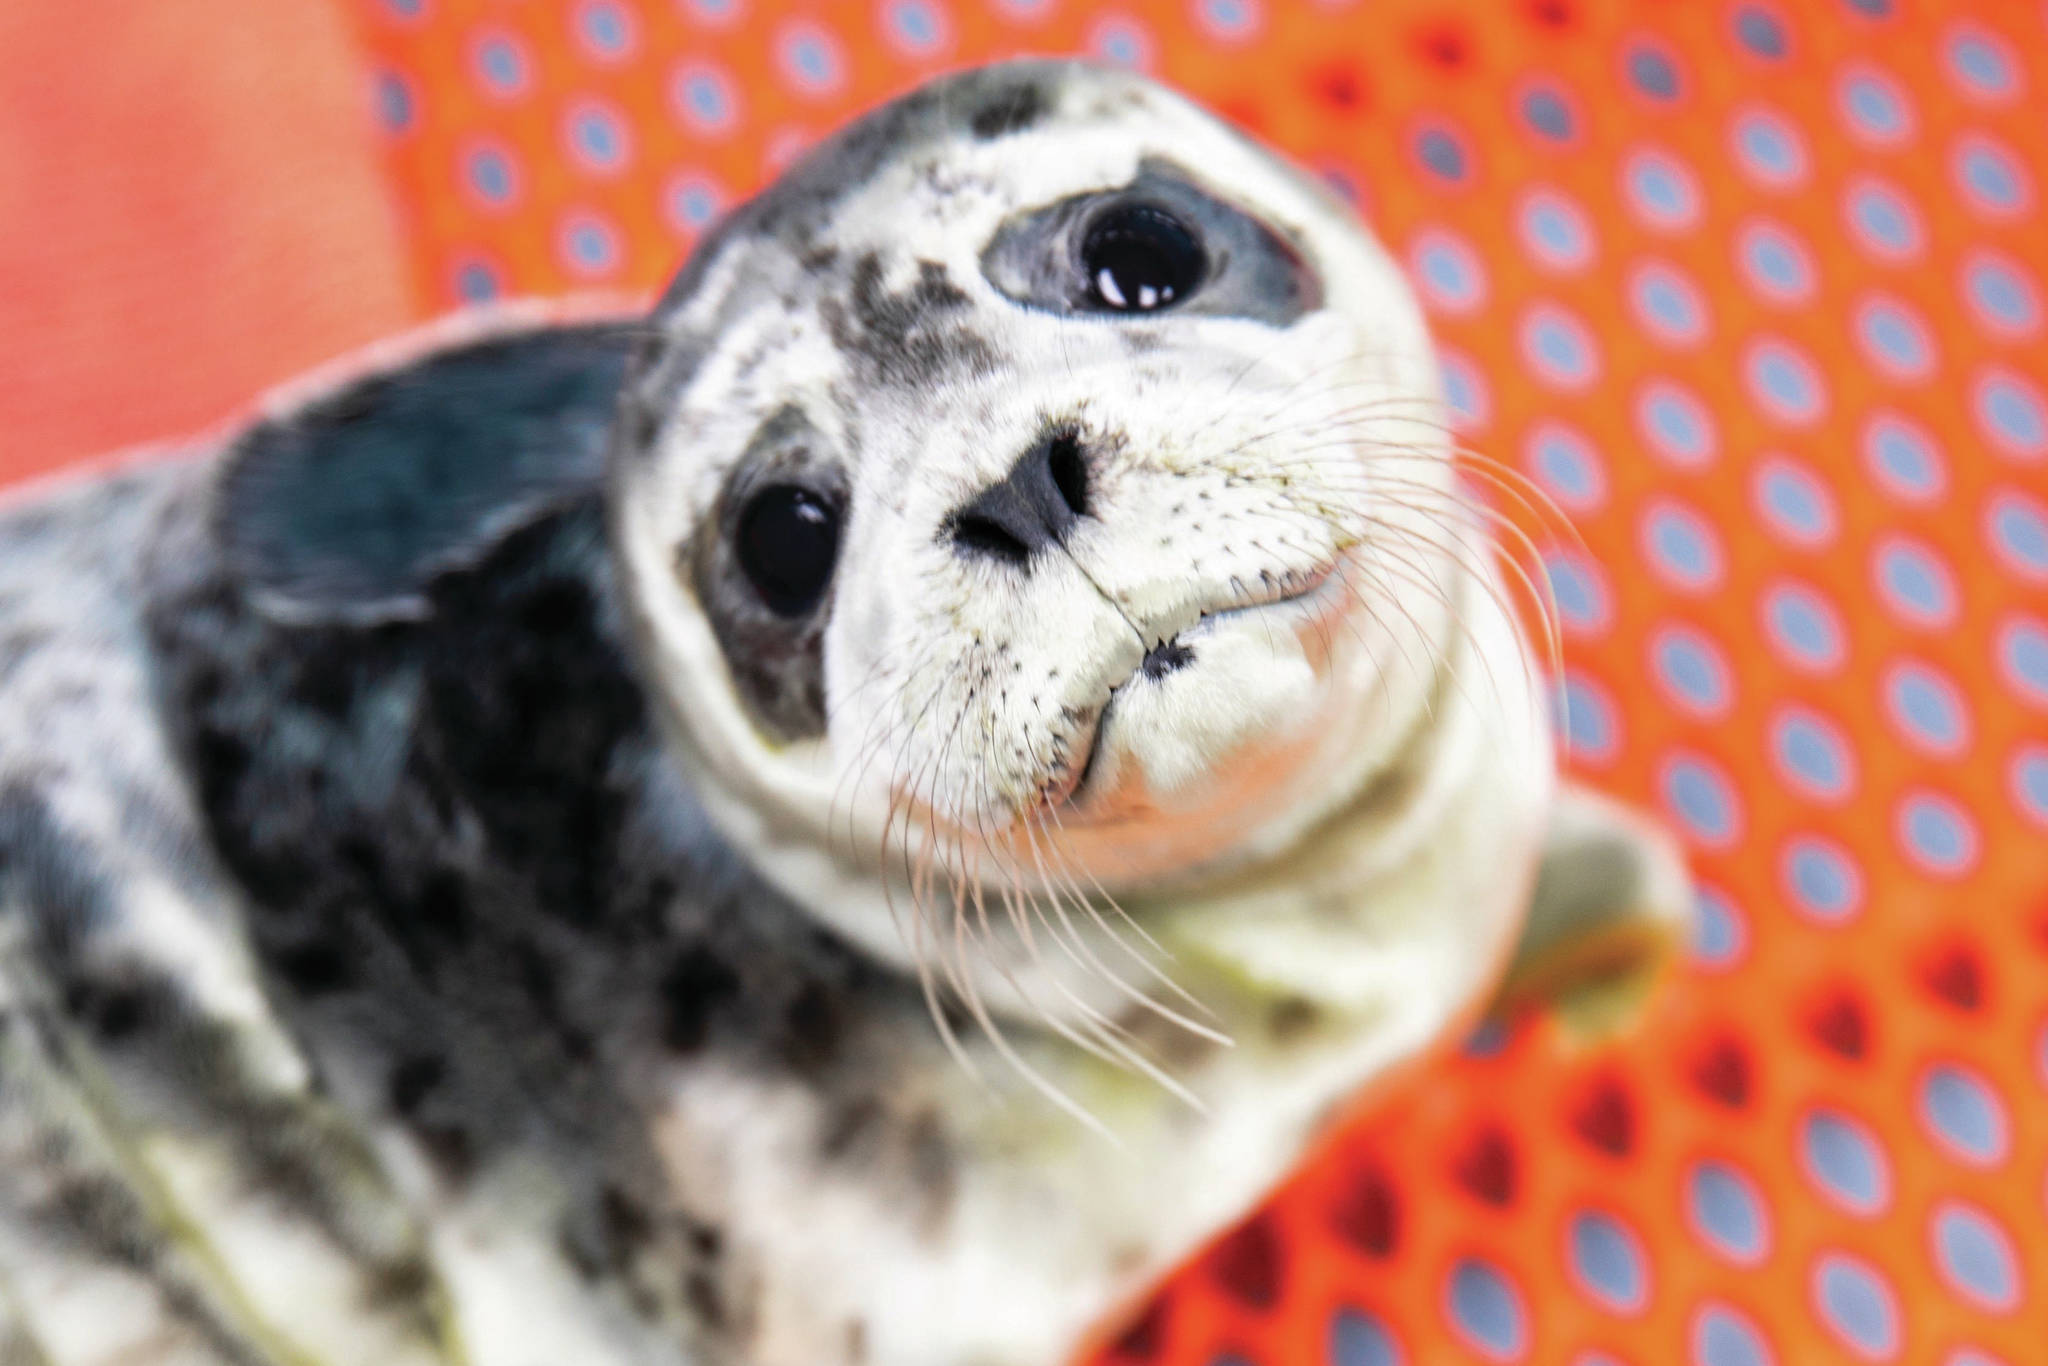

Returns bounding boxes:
[347,2,2048,1363]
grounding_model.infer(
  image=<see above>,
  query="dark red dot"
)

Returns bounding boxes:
[1416,23,1471,68]
[1449,1124,1519,1207]
[1688,1034,1754,1109]
[1805,990,1869,1061]
[1208,1213,1284,1310]
[1526,0,1574,29]
[1313,64,1368,112]
[1919,942,1985,1013]
[1105,1293,1168,1361]
[1569,1076,1637,1158]
[1329,1163,1401,1258]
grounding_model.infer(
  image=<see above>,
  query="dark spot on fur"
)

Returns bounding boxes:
[387,1054,445,1116]
[823,253,995,389]
[1265,994,1318,1043]
[970,81,1047,138]
[273,935,357,995]
[64,979,151,1042]
[781,981,841,1072]
[659,946,740,1052]
[414,1122,474,1181]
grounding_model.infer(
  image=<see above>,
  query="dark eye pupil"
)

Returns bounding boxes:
[736,484,839,617]
[1082,204,1205,312]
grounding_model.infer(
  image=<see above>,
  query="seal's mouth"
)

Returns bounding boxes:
[1058,557,1345,810]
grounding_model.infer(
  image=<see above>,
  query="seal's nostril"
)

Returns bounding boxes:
[1141,639,1194,679]
[950,513,1032,565]
[946,425,1088,565]
[1047,430,1088,518]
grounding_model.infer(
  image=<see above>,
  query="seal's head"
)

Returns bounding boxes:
[611,60,1495,1021]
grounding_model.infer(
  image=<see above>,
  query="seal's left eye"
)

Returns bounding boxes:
[736,484,839,617]
[1081,203,1206,312]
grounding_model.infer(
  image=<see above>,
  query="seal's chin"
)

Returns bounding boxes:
[1062,560,1345,812]
[997,557,1379,892]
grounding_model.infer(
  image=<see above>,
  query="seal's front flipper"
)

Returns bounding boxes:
[1491,783,1693,1041]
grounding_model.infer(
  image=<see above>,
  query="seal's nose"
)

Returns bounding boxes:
[946,427,1089,566]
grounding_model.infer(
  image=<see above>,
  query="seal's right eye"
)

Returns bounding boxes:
[736,484,839,617]
[1081,203,1206,312]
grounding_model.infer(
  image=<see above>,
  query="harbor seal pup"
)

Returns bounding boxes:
[0,59,1689,1366]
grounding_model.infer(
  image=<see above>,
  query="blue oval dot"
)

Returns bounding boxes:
[1412,234,1484,311]
[1864,416,1943,500]
[453,261,499,303]
[1556,671,1617,761]
[571,110,625,169]
[1803,1111,1889,1214]
[1885,663,1966,754]
[1628,45,1680,100]
[2013,747,2048,826]
[1521,195,1592,268]
[1653,627,1731,715]
[890,0,943,51]
[1733,110,1803,186]
[1633,266,1706,343]
[1524,308,1597,385]
[1858,299,1931,376]
[1692,885,1746,968]
[1965,256,2039,334]
[466,148,514,203]
[1976,372,2048,459]
[475,35,525,93]
[1437,350,1487,430]
[1956,140,2025,213]
[1545,553,1607,632]
[1694,1304,1774,1366]
[579,1,630,54]
[1570,1211,1648,1313]
[1447,1259,1526,1360]
[1933,1203,2018,1312]
[1689,1161,1768,1264]
[1921,1063,2007,1165]
[1899,793,1976,874]
[1521,86,1574,141]
[1763,582,1844,670]
[1747,342,1824,423]
[375,71,414,132]
[1875,540,1955,626]
[1773,710,1854,801]
[1814,1254,1900,1359]
[1987,499,2046,588]
[1947,29,2013,98]
[1639,383,1715,467]
[1755,460,1835,546]
[1739,222,1811,299]
[1734,7,1786,58]
[1646,504,1721,589]
[1330,1307,1402,1366]
[1662,755,1738,845]
[1845,180,1919,258]
[1416,128,1468,182]
[1528,425,1604,508]
[1840,71,1909,142]
[1782,836,1860,922]
[1626,153,1698,227]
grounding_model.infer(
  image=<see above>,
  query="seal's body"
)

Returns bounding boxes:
[0,62,1688,1366]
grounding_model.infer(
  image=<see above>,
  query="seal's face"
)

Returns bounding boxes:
[613,61,1468,1004]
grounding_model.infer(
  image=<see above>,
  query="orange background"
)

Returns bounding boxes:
[5,2,2046,1363]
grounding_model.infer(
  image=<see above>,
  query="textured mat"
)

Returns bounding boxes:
[66,0,2048,1361]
